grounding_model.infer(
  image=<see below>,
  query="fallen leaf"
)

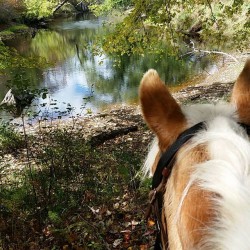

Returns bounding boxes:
[124,231,130,243]
[89,206,100,214]
[113,238,123,247]
[143,230,155,236]
[42,225,53,237]
[147,219,155,227]
[113,203,120,209]
[131,220,140,229]
[121,229,131,233]
[106,210,112,216]
[124,221,131,227]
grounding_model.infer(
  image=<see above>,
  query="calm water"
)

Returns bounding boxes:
[0,13,215,121]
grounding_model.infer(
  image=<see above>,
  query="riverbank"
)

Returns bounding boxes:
[0,23,33,40]
[1,54,248,184]
[0,55,249,249]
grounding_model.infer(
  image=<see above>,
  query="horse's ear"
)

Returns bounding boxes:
[231,59,250,124]
[139,69,187,151]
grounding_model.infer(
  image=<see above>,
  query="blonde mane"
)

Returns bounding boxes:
[140,59,250,249]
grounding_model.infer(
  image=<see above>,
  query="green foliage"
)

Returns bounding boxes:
[90,0,132,15]
[0,30,14,39]
[48,210,62,225]
[8,24,29,32]
[0,42,49,117]
[0,24,29,39]
[96,0,250,57]
[24,0,58,19]
[0,114,148,248]
[0,122,24,153]
[0,43,49,72]
[6,69,43,95]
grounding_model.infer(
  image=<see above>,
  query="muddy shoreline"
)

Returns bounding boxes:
[8,54,250,138]
[1,55,249,173]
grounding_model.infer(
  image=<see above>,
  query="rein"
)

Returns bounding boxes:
[146,121,250,250]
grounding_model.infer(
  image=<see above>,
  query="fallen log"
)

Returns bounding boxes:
[0,89,35,117]
[90,125,138,146]
[0,89,16,106]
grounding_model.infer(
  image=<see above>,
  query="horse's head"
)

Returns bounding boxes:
[140,59,250,249]
[140,59,250,176]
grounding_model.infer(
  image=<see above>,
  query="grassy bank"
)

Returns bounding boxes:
[0,24,30,40]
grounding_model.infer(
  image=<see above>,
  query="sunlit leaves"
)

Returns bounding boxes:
[90,0,132,15]
[93,0,250,57]
[24,0,58,19]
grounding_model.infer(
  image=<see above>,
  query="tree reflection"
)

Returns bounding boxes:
[1,13,213,118]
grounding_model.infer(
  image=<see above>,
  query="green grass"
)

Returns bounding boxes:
[0,24,29,39]
[8,24,29,32]
[0,30,14,39]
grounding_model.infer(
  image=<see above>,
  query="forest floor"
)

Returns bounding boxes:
[0,55,249,249]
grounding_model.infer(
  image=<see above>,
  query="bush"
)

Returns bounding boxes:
[0,122,24,153]
[24,0,57,20]
[0,116,151,248]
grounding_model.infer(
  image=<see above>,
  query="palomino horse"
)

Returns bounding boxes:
[140,59,250,250]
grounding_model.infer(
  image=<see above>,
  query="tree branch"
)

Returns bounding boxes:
[206,0,219,29]
[182,41,239,62]
[53,0,69,14]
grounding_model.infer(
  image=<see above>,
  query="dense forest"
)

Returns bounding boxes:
[1,0,249,85]
[1,0,249,54]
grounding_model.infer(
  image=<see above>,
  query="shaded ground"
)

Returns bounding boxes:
[0,107,156,249]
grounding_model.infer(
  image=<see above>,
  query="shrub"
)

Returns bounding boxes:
[0,122,24,153]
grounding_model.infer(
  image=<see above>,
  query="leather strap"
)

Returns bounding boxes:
[148,121,250,249]
[152,122,205,189]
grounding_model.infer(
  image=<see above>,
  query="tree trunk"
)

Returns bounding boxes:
[0,89,16,106]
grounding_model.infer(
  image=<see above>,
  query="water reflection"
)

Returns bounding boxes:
[1,13,213,121]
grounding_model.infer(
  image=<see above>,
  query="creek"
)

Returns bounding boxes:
[0,13,216,121]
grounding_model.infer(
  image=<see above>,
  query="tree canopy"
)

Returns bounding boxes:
[0,0,249,68]
[24,0,58,19]
[0,0,83,21]
[92,0,250,57]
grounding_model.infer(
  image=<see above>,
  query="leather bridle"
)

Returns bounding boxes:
[146,121,250,250]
